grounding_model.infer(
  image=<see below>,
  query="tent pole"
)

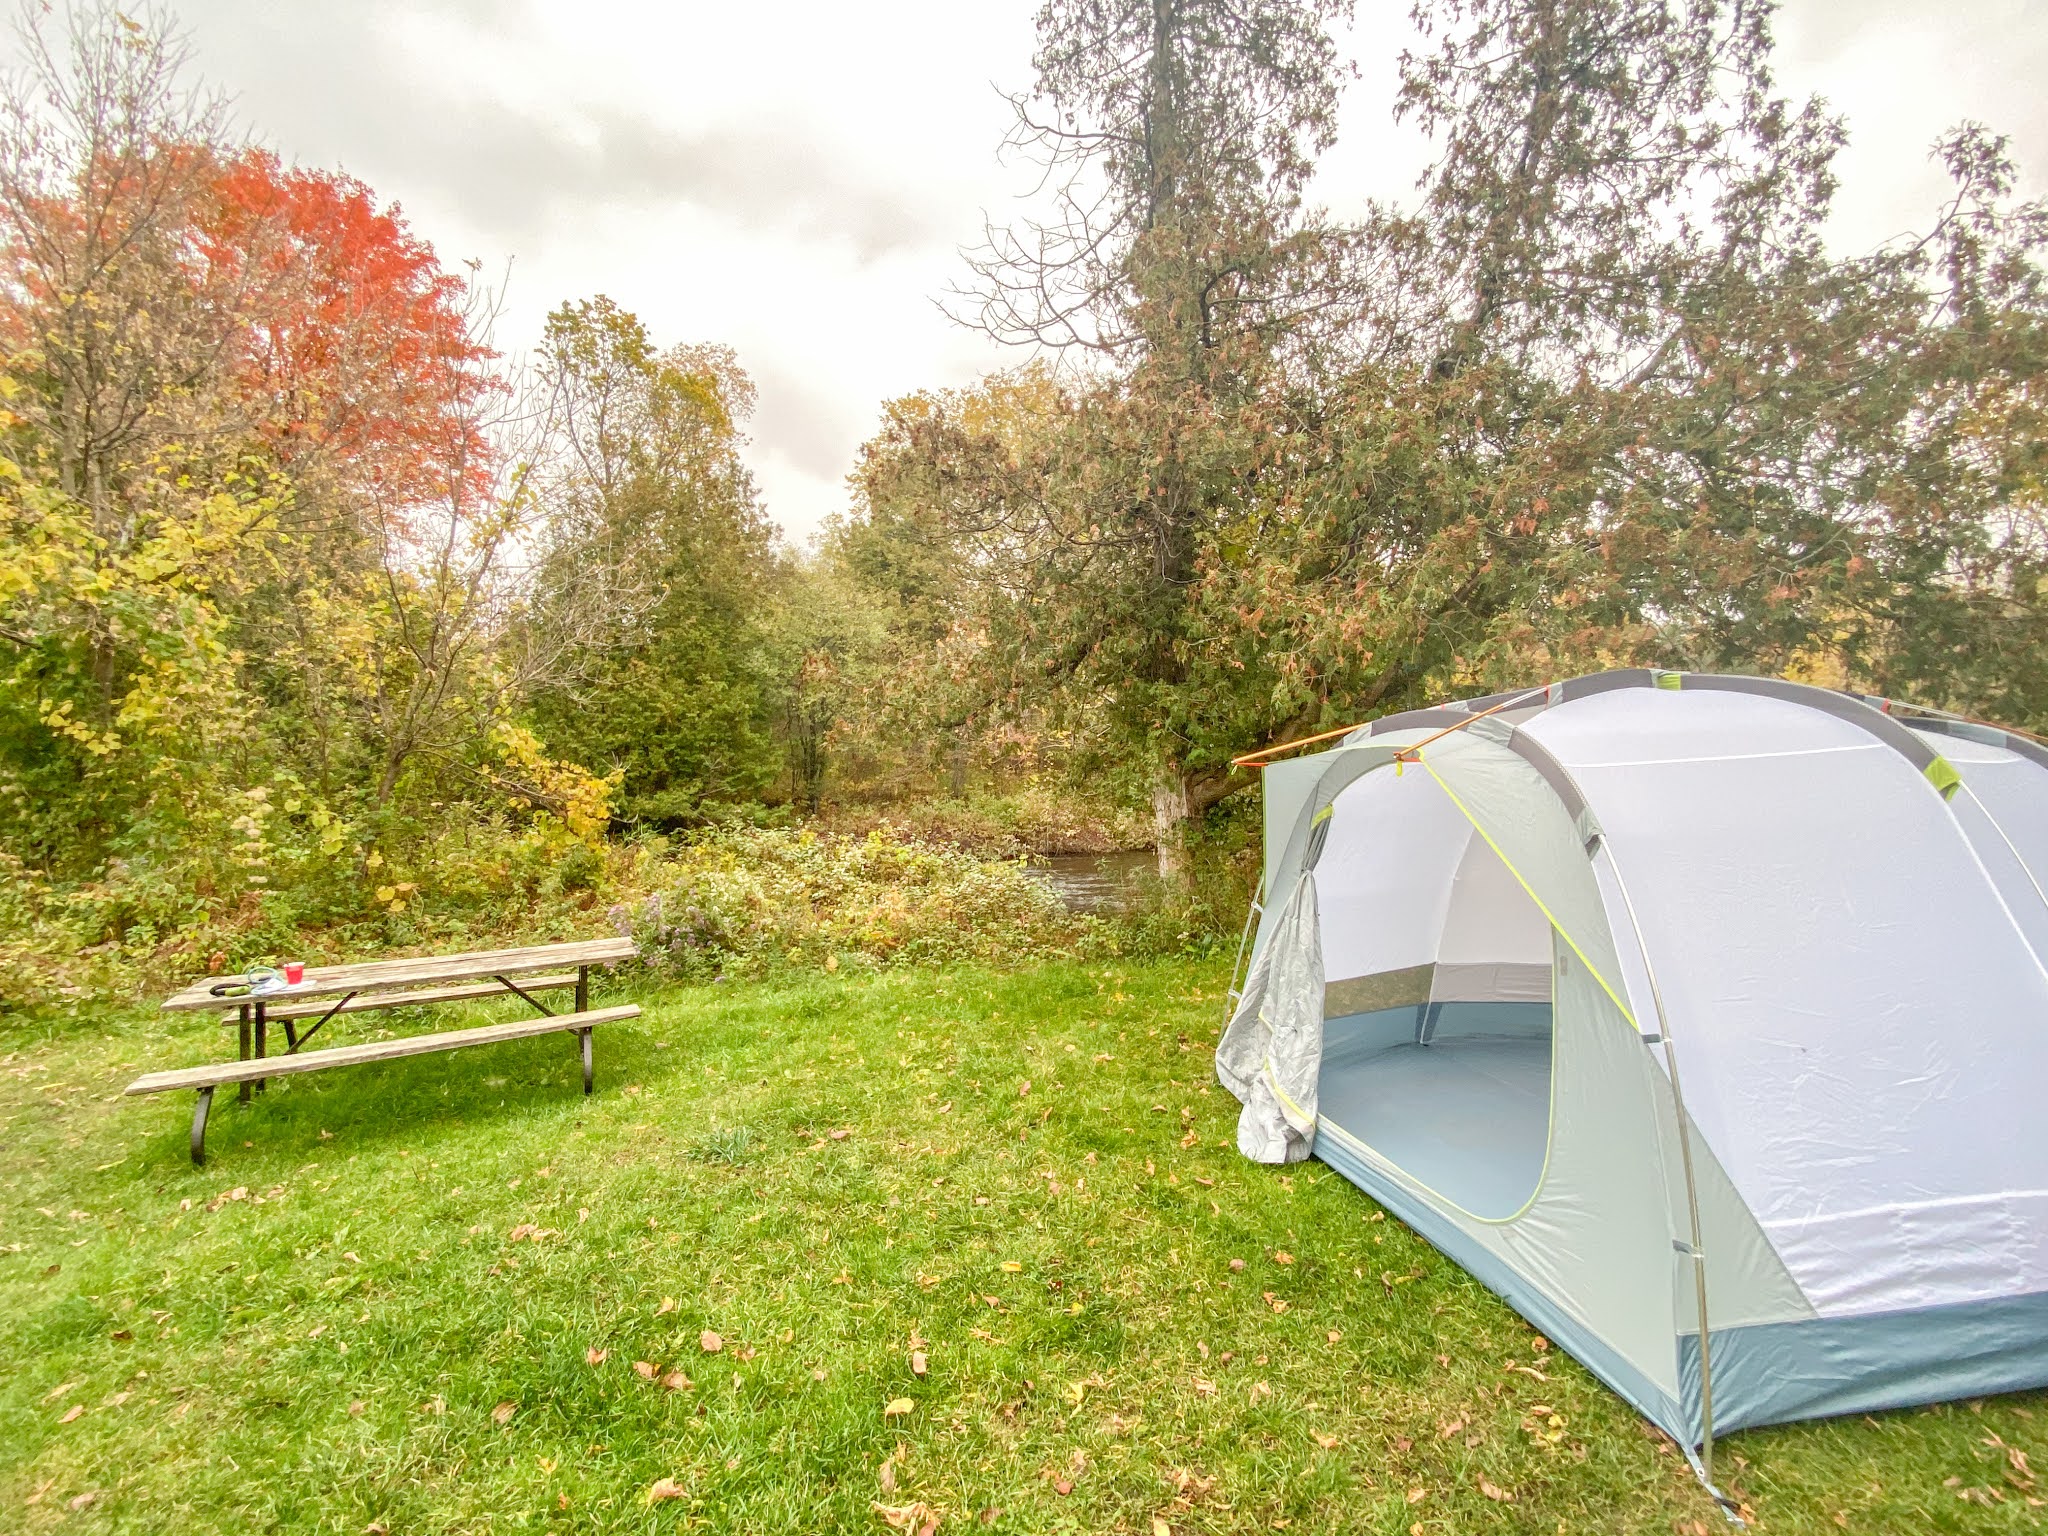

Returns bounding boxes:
[1595,842,1727,1500]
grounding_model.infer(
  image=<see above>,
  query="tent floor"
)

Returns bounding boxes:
[1319,1003,1552,1219]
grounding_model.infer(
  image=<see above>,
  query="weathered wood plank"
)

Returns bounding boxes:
[126,1005,640,1095]
[160,938,637,1013]
[216,974,578,1025]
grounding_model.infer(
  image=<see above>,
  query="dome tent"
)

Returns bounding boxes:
[1217,669,2048,1494]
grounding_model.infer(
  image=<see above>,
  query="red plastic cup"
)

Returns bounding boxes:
[283,962,305,985]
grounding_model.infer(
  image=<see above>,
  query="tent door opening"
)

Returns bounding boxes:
[1316,793,1556,1220]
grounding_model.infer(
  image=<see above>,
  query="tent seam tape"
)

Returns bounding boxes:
[1415,754,1639,1030]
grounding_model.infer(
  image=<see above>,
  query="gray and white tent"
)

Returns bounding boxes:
[1218,670,2048,1487]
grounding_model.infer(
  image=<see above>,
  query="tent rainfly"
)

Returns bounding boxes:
[1218,670,2048,1501]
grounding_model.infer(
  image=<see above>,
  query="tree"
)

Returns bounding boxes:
[948,0,1361,874]
[522,297,781,824]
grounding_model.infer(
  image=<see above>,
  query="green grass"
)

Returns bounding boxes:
[2,960,2041,1533]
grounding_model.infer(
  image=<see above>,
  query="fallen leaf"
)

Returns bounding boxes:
[348,1400,365,1417]
[1229,1257,1246,1272]
[492,1401,517,1425]
[879,1459,897,1494]
[1000,1261,1023,1273]
[1478,1477,1514,1503]
[586,1348,608,1365]
[633,1360,657,1380]
[1019,1080,1031,1096]
[59,1405,84,1423]
[1273,1250,1295,1265]
[1153,1519,1172,1536]
[648,1477,686,1502]
[655,1297,677,1316]
[911,1350,928,1376]
[661,1370,692,1392]
[830,1127,850,1140]
[700,1329,724,1353]
[1326,1329,1342,1344]
[1405,1487,1427,1505]
[42,1382,79,1403]
[68,1492,97,1512]
[872,1503,927,1530]
[1262,1291,1289,1314]
[1312,1432,1340,1449]
[884,1396,915,1418]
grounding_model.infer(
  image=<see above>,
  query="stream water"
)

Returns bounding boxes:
[1020,848,1159,912]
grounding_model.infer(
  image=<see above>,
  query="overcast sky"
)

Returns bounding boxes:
[136,0,2048,543]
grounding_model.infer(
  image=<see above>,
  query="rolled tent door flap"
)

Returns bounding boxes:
[1217,870,1325,1163]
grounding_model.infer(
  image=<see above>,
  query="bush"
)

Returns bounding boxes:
[611,825,1098,980]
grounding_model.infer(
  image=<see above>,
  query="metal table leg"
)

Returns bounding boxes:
[253,998,267,1094]
[238,1003,252,1105]
[579,1028,594,1095]
[191,1086,214,1165]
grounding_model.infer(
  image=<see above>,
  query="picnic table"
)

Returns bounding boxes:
[131,938,640,1163]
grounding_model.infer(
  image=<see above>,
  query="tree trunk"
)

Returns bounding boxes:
[1151,759,1190,881]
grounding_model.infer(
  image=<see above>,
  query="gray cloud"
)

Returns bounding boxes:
[747,360,868,482]
[173,0,946,261]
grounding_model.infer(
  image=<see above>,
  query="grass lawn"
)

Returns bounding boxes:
[2,959,2042,1533]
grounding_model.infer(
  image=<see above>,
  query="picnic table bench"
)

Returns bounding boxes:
[130,938,640,1163]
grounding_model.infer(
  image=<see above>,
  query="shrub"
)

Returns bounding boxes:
[611,825,1097,980]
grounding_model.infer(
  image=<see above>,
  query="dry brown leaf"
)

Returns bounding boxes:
[67,1492,97,1512]
[1312,1432,1340,1450]
[633,1360,657,1380]
[1477,1477,1513,1502]
[1262,1291,1289,1314]
[830,1127,850,1140]
[348,1400,366,1417]
[1273,1250,1295,1265]
[1326,1329,1342,1344]
[872,1501,926,1529]
[661,1370,692,1392]
[655,1297,677,1316]
[42,1382,79,1403]
[649,1477,686,1502]
[878,1460,897,1494]
[1152,1519,1172,1536]
[1405,1487,1427,1505]
[1228,1257,1246,1272]
[492,1401,517,1425]
[911,1350,928,1376]
[586,1348,608,1365]
[700,1329,724,1353]
[884,1397,915,1418]
[58,1405,84,1424]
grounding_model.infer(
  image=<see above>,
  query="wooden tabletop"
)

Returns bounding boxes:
[159,937,639,1013]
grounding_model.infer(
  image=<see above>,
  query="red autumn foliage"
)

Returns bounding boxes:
[198,149,499,518]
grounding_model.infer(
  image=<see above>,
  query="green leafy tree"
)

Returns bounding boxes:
[523,297,781,825]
